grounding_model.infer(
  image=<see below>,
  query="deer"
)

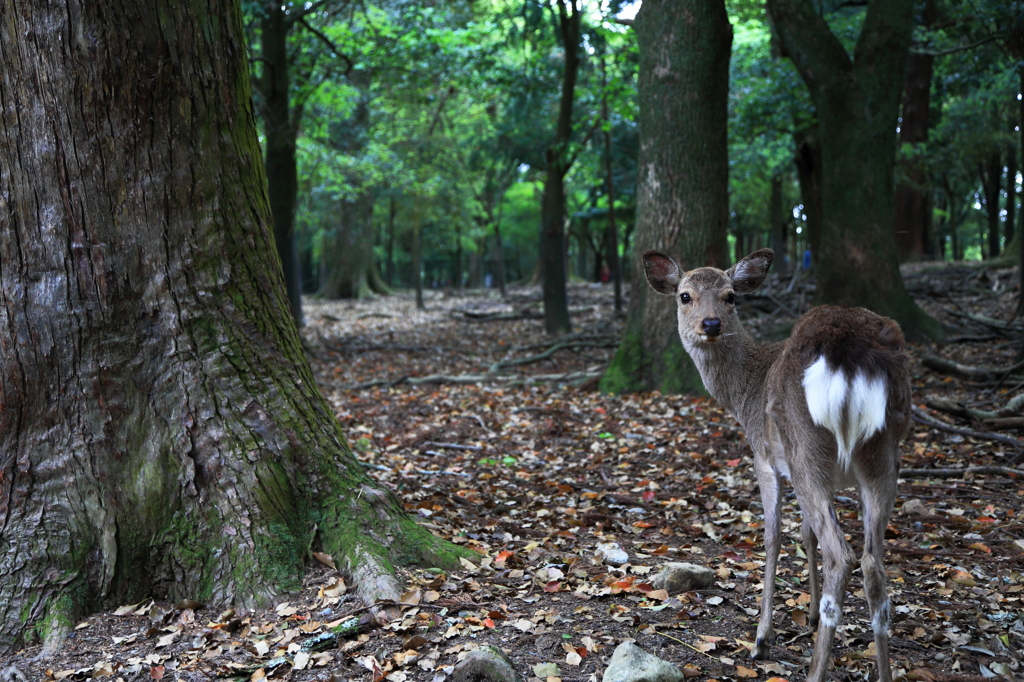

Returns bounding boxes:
[642,248,910,682]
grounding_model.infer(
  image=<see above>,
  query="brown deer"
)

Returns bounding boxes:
[643,248,910,682]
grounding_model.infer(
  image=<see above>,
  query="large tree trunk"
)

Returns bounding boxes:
[894,0,935,262]
[601,0,731,394]
[0,0,461,655]
[540,0,581,336]
[258,3,305,327]
[768,0,941,340]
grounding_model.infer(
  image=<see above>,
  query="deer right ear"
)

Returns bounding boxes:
[643,250,682,295]
[726,249,774,294]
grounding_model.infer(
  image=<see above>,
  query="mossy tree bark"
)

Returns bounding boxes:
[768,0,941,340]
[0,0,464,655]
[601,0,731,394]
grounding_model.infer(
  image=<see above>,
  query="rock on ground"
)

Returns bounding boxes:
[595,542,630,565]
[451,644,524,682]
[651,562,715,594]
[602,641,685,682]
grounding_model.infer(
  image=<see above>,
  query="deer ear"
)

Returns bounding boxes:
[643,250,682,295]
[726,249,774,294]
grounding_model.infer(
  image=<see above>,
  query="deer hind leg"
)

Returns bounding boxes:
[801,516,821,632]
[791,468,857,682]
[751,457,782,661]
[857,441,899,682]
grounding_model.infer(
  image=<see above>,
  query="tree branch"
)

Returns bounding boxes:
[911,33,1002,56]
[297,17,354,75]
[766,0,853,97]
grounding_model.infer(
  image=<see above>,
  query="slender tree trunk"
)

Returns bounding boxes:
[320,69,374,299]
[603,58,623,314]
[494,217,507,297]
[0,0,462,654]
[387,198,396,287]
[455,222,463,289]
[983,152,1003,259]
[601,0,731,394]
[259,4,304,327]
[1006,144,1017,246]
[894,0,935,262]
[793,127,823,261]
[413,212,424,310]
[540,0,581,335]
[1018,66,1024,315]
[769,174,788,274]
[768,0,940,340]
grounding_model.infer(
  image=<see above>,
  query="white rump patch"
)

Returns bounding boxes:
[802,356,887,471]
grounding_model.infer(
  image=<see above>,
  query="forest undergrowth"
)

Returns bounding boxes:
[4,267,1024,682]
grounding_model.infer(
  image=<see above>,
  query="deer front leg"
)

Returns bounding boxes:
[751,457,782,661]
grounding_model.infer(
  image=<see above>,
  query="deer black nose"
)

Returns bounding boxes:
[702,318,722,337]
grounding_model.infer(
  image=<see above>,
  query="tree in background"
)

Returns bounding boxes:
[601,0,732,393]
[768,0,941,339]
[0,0,462,654]
[249,1,353,325]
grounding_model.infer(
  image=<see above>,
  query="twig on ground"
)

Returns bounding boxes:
[900,466,1024,478]
[423,442,483,452]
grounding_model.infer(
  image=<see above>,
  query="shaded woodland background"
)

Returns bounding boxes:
[249,0,1023,318]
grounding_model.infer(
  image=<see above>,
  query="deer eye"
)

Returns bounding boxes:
[726,293,736,305]
[680,292,691,304]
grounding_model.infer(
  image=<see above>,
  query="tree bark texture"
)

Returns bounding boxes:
[540,0,581,336]
[1006,145,1017,247]
[894,8,935,263]
[0,0,460,654]
[601,0,731,394]
[257,4,305,327]
[768,0,940,340]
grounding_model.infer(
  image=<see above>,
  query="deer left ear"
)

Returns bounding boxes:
[643,250,682,295]
[726,249,774,294]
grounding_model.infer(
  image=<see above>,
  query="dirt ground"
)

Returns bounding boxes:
[3,269,1023,682]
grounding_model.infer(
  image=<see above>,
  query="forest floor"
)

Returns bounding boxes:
[5,266,1024,682]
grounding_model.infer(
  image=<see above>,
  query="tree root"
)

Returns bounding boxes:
[489,340,618,373]
[911,407,1024,462]
[920,355,1024,382]
[341,371,603,391]
[347,548,403,623]
[924,394,1024,427]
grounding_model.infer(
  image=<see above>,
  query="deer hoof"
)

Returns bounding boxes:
[750,637,773,661]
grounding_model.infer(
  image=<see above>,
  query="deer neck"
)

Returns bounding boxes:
[682,327,777,426]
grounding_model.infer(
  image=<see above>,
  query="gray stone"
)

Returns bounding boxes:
[452,645,524,682]
[900,499,930,516]
[602,641,684,682]
[595,542,630,566]
[651,562,715,594]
